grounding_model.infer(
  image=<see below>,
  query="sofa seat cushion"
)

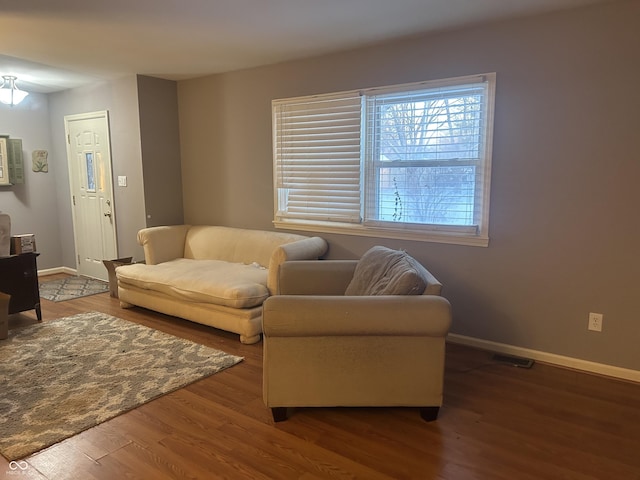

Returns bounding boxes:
[116,258,269,308]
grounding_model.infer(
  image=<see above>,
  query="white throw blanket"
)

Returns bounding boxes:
[116,258,270,308]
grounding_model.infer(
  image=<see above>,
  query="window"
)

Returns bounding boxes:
[273,73,495,246]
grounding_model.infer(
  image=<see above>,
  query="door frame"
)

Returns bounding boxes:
[64,110,118,278]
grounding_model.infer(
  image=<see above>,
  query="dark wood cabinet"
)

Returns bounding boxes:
[0,252,42,321]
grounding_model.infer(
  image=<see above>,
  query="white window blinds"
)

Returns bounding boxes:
[273,91,363,224]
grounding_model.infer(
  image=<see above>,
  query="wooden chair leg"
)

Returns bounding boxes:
[271,407,289,422]
[420,406,440,422]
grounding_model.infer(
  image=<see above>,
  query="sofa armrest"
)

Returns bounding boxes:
[263,295,451,337]
[137,225,191,265]
[278,260,357,295]
[267,237,328,294]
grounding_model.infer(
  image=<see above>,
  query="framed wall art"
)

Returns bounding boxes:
[0,137,9,186]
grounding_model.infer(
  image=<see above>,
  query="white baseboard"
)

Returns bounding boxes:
[38,266,77,277]
[447,333,640,384]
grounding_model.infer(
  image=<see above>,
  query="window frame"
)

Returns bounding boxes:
[272,73,496,247]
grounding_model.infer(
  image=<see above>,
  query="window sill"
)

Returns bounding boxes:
[273,220,489,247]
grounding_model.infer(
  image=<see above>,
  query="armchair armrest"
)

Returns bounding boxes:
[137,225,190,265]
[263,295,451,337]
[278,260,358,295]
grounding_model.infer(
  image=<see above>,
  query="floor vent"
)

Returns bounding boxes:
[492,353,535,369]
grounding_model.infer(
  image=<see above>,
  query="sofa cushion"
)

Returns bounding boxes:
[344,246,428,296]
[116,258,269,308]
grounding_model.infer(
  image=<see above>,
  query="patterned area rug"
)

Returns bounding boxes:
[0,311,243,460]
[39,276,109,302]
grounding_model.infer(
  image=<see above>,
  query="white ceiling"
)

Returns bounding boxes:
[0,0,614,93]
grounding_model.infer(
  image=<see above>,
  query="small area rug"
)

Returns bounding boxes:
[39,276,109,302]
[0,311,243,460]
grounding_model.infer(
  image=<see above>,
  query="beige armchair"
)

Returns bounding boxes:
[262,247,452,422]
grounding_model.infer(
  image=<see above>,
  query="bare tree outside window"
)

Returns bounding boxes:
[373,95,482,226]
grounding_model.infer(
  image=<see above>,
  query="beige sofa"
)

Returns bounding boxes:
[116,225,328,344]
[262,246,452,421]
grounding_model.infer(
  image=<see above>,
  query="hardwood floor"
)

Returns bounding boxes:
[2,274,639,479]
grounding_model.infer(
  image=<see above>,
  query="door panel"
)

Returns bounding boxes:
[65,111,117,281]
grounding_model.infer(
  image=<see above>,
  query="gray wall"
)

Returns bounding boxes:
[177,1,640,370]
[0,92,61,269]
[1,84,146,270]
[49,76,148,265]
[2,74,181,272]
[137,75,184,227]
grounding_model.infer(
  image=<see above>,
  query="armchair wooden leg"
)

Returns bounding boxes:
[271,407,289,422]
[420,406,440,422]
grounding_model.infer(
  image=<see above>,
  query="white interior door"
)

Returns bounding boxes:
[65,111,117,281]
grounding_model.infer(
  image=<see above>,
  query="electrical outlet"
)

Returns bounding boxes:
[588,312,603,332]
[117,175,127,187]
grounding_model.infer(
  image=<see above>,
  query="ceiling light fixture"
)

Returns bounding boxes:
[0,76,29,106]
